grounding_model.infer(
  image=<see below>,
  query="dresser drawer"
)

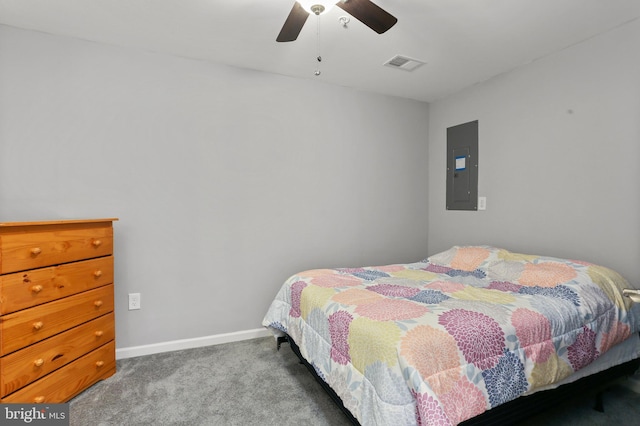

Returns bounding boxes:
[0,313,114,397]
[0,221,113,274]
[0,256,113,315]
[0,341,115,403]
[0,285,113,355]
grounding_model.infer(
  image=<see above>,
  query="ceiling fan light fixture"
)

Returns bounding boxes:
[299,1,336,15]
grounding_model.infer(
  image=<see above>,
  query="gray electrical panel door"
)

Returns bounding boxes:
[446,120,478,211]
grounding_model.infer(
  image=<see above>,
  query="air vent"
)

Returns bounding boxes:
[383,55,426,72]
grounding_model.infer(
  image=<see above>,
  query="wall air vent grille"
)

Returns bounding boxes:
[383,55,426,72]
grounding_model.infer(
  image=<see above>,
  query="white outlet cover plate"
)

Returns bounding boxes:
[128,293,141,310]
[478,197,487,210]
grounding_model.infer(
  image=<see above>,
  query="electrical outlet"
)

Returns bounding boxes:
[128,293,141,310]
[478,196,487,211]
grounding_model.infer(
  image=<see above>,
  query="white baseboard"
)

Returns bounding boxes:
[115,328,272,360]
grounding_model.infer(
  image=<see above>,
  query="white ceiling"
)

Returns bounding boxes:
[1,0,639,102]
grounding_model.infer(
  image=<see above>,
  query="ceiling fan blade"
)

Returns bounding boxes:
[336,0,397,34]
[277,2,310,42]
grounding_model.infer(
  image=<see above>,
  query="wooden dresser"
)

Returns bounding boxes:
[0,218,117,403]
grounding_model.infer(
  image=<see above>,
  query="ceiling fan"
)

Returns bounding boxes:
[277,0,397,42]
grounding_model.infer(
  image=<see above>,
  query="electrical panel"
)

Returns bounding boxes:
[446,120,478,211]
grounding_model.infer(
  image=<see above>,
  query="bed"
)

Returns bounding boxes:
[262,246,640,425]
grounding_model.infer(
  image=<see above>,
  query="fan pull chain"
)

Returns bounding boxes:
[315,14,322,76]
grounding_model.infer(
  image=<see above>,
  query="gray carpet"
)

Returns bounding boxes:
[70,337,351,426]
[70,337,640,425]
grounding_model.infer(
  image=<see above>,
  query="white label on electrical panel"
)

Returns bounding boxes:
[455,156,466,171]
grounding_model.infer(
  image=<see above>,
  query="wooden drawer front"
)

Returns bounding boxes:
[0,313,114,397]
[1,341,115,403]
[0,256,113,315]
[0,285,114,355]
[0,222,113,274]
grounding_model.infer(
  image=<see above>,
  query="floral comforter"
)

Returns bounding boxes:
[262,246,639,425]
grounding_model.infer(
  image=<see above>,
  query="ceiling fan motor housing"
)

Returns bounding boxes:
[310,5,325,15]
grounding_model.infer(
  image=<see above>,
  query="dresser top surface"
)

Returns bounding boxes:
[0,218,118,228]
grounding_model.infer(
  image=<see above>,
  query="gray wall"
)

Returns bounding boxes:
[3,16,638,353]
[0,25,430,349]
[428,19,640,287]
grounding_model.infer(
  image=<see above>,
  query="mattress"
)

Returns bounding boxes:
[263,246,640,425]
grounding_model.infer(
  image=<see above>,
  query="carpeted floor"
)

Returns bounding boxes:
[70,337,350,426]
[69,337,640,425]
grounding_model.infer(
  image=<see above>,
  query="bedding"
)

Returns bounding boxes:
[262,246,640,425]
